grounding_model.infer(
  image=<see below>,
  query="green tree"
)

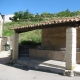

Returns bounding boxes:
[13,12,19,21]
[12,9,80,22]
[24,9,32,21]
[18,11,24,19]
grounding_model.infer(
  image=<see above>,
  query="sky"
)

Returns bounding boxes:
[0,0,80,15]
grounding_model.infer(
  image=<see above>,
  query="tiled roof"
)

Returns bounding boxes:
[11,17,80,30]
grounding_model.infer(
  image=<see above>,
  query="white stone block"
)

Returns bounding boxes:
[66,33,77,38]
[66,27,76,33]
[66,45,76,50]
[65,51,76,56]
[66,36,76,40]
[66,38,77,44]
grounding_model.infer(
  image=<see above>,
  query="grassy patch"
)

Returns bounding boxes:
[3,22,28,36]
[3,22,42,43]
[19,29,41,43]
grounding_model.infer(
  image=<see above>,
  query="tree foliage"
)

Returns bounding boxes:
[12,9,80,22]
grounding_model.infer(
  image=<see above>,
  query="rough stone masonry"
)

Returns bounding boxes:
[0,15,3,51]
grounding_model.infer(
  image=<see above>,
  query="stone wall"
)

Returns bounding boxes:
[29,49,80,64]
[41,27,80,50]
[1,37,7,51]
[1,37,13,51]
[0,15,3,51]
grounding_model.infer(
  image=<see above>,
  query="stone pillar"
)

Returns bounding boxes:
[12,31,19,61]
[7,37,13,49]
[64,27,76,76]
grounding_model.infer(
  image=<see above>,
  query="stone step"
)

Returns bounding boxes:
[19,54,29,55]
[19,54,29,57]
[19,48,29,55]
[19,48,29,50]
[19,49,29,51]
[19,51,29,53]
[19,53,29,54]
[19,46,29,48]
[18,45,30,57]
[19,47,28,48]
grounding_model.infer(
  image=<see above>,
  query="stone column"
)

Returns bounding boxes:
[7,37,13,49]
[64,27,76,76]
[12,31,19,61]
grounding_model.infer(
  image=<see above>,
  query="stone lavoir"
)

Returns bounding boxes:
[11,17,80,76]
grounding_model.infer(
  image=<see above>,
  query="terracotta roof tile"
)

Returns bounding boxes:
[11,17,80,30]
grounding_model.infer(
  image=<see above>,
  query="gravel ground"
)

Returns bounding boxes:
[0,64,80,80]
